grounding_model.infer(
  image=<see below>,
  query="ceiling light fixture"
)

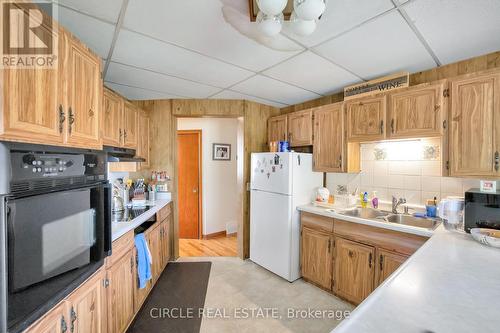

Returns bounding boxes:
[255,0,326,37]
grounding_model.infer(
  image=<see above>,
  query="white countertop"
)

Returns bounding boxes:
[297,206,500,333]
[297,204,434,237]
[111,199,171,241]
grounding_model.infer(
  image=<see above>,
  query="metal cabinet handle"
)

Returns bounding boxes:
[369,253,373,268]
[68,107,75,134]
[88,108,94,117]
[130,256,133,273]
[70,307,77,333]
[390,119,395,134]
[59,105,66,134]
[328,239,331,253]
[379,254,384,271]
[380,120,384,134]
[495,151,499,171]
[348,250,353,258]
[338,155,342,168]
[123,129,127,139]
[61,316,68,333]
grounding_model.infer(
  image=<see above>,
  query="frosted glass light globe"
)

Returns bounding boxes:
[290,11,316,36]
[257,11,284,37]
[294,0,326,20]
[257,0,288,16]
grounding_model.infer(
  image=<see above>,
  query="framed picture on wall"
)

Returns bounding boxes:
[213,143,231,161]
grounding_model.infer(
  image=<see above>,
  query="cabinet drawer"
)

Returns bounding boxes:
[301,212,333,234]
[157,203,172,222]
[333,219,428,256]
[107,231,134,267]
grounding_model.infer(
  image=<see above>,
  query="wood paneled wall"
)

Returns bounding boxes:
[133,99,279,259]
[281,51,500,114]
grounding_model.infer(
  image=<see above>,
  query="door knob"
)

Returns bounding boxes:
[193,188,198,193]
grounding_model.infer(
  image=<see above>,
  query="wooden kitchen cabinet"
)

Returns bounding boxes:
[268,115,288,142]
[333,237,375,305]
[103,88,124,147]
[387,81,446,139]
[375,249,408,287]
[62,31,102,149]
[346,95,386,142]
[160,216,172,269]
[137,109,150,168]
[133,248,151,312]
[301,227,333,291]
[449,70,500,177]
[123,102,138,149]
[66,268,106,333]
[23,301,68,333]
[107,251,135,333]
[313,103,345,172]
[148,224,163,283]
[287,109,313,146]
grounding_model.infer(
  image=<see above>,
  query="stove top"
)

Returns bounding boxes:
[112,206,152,223]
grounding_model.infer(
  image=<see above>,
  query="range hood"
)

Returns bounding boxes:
[104,146,145,163]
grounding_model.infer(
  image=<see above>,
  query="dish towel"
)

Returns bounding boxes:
[134,233,152,289]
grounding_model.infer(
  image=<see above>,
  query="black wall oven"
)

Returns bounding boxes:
[0,143,111,333]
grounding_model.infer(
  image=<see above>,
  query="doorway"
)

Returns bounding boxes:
[177,130,202,239]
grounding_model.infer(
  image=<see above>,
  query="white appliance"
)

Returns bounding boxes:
[250,152,322,282]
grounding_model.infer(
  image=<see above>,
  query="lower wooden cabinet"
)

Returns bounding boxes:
[148,224,163,283]
[160,216,172,269]
[375,249,408,286]
[300,227,333,290]
[24,301,68,333]
[333,237,375,305]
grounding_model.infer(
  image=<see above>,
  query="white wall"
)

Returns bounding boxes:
[178,118,240,236]
[326,138,481,206]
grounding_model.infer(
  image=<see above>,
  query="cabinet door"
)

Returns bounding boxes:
[107,252,135,333]
[301,227,333,291]
[123,102,138,149]
[375,249,408,286]
[313,103,344,172]
[64,33,102,149]
[268,115,288,142]
[160,217,171,269]
[288,110,313,146]
[346,96,386,142]
[67,268,106,333]
[449,72,500,177]
[1,25,63,145]
[103,88,123,146]
[137,110,150,168]
[388,82,445,139]
[148,225,162,282]
[133,249,151,312]
[334,237,375,305]
[24,301,68,333]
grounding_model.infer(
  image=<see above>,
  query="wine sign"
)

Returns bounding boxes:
[344,72,410,100]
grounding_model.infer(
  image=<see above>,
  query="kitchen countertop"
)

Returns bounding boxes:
[296,206,500,333]
[112,199,171,241]
[297,204,434,237]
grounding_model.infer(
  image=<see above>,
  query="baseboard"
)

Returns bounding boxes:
[202,231,238,239]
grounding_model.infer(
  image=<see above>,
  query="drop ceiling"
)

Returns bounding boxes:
[52,0,500,108]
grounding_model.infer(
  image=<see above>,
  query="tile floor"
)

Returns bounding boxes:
[178,257,354,333]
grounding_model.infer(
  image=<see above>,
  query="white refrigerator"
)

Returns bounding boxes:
[250,152,322,282]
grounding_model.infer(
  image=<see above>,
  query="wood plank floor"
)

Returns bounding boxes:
[179,235,237,257]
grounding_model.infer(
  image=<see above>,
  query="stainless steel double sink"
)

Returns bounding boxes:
[333,207,440,230]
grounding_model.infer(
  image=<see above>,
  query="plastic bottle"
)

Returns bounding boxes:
[361,192,369,208]
[372,191,379,209]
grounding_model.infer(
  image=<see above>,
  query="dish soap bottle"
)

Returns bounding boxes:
[372,191,379,209]
[361,192,369,208]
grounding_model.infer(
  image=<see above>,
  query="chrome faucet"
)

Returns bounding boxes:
[392,196,407,214]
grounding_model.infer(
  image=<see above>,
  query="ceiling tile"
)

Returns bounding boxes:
[403,0,500,64]
[282,0,395,47]
[112,29,254,88]
[211,90,288,108]
[55,6,115,58]
[53,0,123,23]
[314,11,436,79]
[263,51,361,95]
[231,75,320,105]
[105,82,182,100]
[122,0,302,72]
[105,62,220,98]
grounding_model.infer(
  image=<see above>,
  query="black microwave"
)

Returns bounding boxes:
[464,189,500,233]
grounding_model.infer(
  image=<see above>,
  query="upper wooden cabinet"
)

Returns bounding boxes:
[287,109,313,146]
[123,102,138,149]
[346,95,386,142]
[268,115,288,142]
[449,71,500,177]
[301,227,333,291]
[103,88,124,147]
[313,103,344,172]
[333,237,375,305]
[137,110,150,168]
[387,81,446,139]
[62,32,102,149]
